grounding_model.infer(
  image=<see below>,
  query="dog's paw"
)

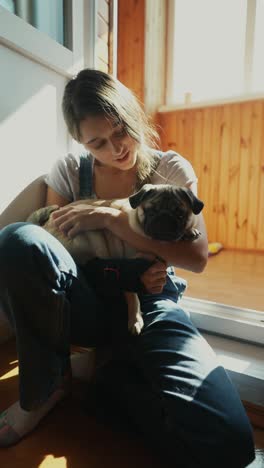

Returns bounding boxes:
[128,314,144,335]
[182,228,201,241]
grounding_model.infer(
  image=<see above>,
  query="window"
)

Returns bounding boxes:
[0,1,98,77]
[0,0,14,13]
[252,0,264,91]
[0,0,70,48]
[167,0,264,106]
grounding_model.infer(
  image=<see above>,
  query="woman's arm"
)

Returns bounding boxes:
[81,257,166,295]
[106,211,208,273]
[106,179,208,273]
[46,186,167,294]
[106,181,208,273]
[45,186,70,207]
[49,185,208,273]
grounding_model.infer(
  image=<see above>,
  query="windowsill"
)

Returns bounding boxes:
[202,332,264,408]
[179,296,264,346]
[158,92,264,112]
[178,296,264,408]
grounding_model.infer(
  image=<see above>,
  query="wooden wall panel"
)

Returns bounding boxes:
[227,104,240,248]
[256,103,264,251]
[117,0,145,103]
[157,100,264,251]
[247,102,262,249]
[117,0,166,114]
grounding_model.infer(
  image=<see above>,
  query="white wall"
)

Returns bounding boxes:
[0,44,69,341]
[0,1,97,341]
[0,45,68,213]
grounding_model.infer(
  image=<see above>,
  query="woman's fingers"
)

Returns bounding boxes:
[140,260,168,293]
[149,269,167,279]
[52,214,72,227]
[51,206,71,219]
[148,286,164,294]
[147,262,167,277]
[50,204,114,234]
[146,279,166,293]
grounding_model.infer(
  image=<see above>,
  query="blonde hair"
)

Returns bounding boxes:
[62,69,161,188]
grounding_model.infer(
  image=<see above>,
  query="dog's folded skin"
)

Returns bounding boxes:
[27,184,204,335]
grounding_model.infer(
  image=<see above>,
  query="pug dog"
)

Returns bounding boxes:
[128,184,204,241]
[27,184,204,335]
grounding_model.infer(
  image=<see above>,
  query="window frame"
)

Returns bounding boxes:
[179,296,264,346]
[0,0,97,78]
[165,0,264,109]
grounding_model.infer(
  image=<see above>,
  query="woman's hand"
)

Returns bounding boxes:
[140,258,168,294]
[51,203,120,238]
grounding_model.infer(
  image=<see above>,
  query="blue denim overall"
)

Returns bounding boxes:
[0,154,255,467]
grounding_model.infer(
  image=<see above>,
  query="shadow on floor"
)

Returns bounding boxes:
[0,340,161,468]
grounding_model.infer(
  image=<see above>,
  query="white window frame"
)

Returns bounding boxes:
[112,0,118,78]
[179,297,264,346]
[0,0,97,78]
[165,0,264,110]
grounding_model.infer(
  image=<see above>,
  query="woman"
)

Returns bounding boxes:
[0,69,255,467]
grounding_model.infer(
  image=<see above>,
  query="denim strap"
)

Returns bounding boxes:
[79,154,93,198]
[79,150,163,199]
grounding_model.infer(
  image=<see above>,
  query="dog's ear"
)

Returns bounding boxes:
[28,205,59,226]
[179,188,204,215]
[129,184,156,209]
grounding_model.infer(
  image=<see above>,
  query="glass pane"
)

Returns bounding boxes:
[32,0,64,46]
[1,0,71,49]
[172,0,247,104]
[0,0,15,13]
[252,0,264,92]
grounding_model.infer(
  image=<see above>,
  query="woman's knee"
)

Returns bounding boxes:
[161,368,255,467]
[0,223,31,269]
[134,300,255,467]
[0,222,77,282]
[0,222,47,265]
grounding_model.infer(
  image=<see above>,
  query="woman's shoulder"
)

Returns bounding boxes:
[45,152,93,201]
[58,151,92,170]
[150,149,198,187]
[50,151,94,178]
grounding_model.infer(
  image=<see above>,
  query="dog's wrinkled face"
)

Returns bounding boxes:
[129,184,204,241]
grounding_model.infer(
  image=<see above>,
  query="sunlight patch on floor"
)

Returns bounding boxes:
[0,366,18,380]
[38,455,67,467]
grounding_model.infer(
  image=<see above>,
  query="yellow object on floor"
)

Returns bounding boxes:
[208,242,223,256]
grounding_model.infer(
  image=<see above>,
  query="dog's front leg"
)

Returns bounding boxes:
[125,292,144,335]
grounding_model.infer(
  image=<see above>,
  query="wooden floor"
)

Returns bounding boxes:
[0,341,161,468]
[176,249,264,312]
[0,339,263,468]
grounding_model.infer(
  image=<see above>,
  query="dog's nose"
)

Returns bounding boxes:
[144,214,184,241]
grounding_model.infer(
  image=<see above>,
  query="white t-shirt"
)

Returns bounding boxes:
[45,150,198,201]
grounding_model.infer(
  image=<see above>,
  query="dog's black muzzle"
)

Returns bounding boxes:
[143,213,187,241]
